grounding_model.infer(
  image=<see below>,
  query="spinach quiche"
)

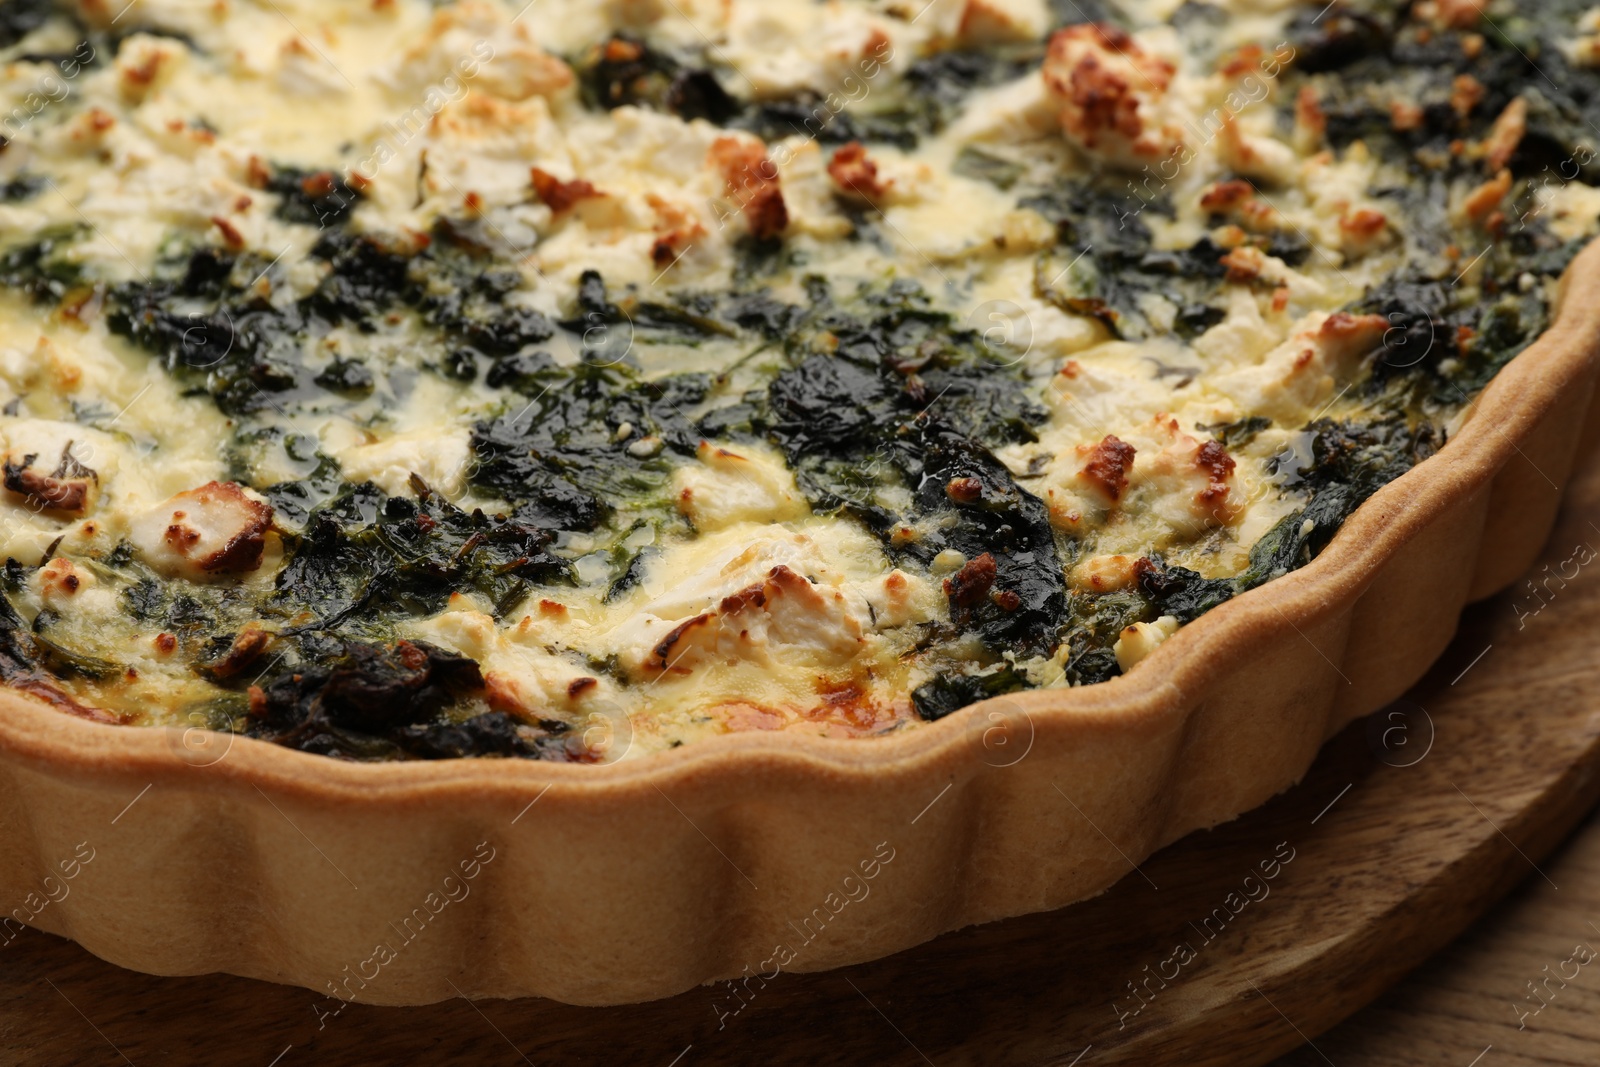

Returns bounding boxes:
[0,0,1592,762]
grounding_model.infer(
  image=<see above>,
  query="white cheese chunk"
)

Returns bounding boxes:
[129,482,274,580]
[673,441,810,532]
[1114,614,1180,671]
[602,524,938,680]
[337,427,474,501]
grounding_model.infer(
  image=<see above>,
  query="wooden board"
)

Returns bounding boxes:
[1270,804,1600,1065]
[3,444,1599,1067]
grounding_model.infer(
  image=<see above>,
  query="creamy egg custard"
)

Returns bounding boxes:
[0,0,1591,760]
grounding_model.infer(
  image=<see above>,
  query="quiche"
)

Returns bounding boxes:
[0,0,1593,763]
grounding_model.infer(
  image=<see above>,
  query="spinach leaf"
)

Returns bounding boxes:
[273,480,570,633]
[241,634,573,761]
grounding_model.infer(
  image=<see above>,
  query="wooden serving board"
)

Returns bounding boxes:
[3,442,1599,1067]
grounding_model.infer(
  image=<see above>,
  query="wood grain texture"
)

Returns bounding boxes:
[1,449,1597,1066]
[1272,802,1600,1067]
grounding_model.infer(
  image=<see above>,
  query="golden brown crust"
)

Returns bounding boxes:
[1079,434,1136,502]
[179,481,274,573]
[1480,97,1527,174]
[529,167,602,214]
[645,612,714,674]
[203,625,272,681]
[1042,24,1179,164]
[943,552,998,618]
[2,443,97,515]
[1194,439,1236,509]
[827,141,891,202]
[708,136,789,241]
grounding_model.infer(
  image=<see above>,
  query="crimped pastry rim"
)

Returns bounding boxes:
[0,240,1596,805]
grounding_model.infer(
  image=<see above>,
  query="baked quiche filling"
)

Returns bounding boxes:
[0,0,1592,760]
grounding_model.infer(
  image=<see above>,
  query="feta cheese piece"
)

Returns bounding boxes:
[337,428,474,501]
[130,481,273,579]
[1042,24,1185,170]
[673,441,810,532]
[0,419,119,517]
[604,526,936,679]
[1114,615,1180,671]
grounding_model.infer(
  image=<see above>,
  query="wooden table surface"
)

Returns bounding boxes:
[1271,801,1600,1067]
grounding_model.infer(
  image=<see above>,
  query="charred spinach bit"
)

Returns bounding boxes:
[1286,4,1393,76]
[265,166,363,228]
[572,28,1033,149]
[1354,269,1455,391]
[758,282,1064,695]
[273,479,569,633]
[0,0,57,49]
[723,287,808,339]
[561,269,738,351]
[0,175,45,202]
[1024,180,1233,341]
[0,227,85,304]
[1352,229,1581,404]
[1289,1,1600,179]
[470,364,707,533]
[303,231,411,329]
[574,34,768,131]
[394,711,568,761]
[313,357,374,395]
[911,664,1029,722]
[575,34,684,112]
[667,68,740,124]
[101,225,564,416]
[908,424,1067,659]
[1133,559,1234,625]
[1242,415,1442,587]
[1201,416,1272,448]
[240,634,570,761]
[253,637,478,736]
